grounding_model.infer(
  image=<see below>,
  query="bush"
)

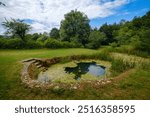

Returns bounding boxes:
[137,29,150,52]
[1,38,25,49]
[0,38,6,49]
[44,39,62,48]
[44,38,82,49]
[109,42,119,48]
[85,43,96,49]
[62,41,82,48]
[0,38,81,49]
[37,35,48,42]
[26,40,42,49]
[86,31,106,49]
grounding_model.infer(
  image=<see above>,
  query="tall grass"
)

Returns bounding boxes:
[60,50,113,62]
[91,50,112,61]
[137,60,150,70]
[110,45,150,58]
[111,58,135,73]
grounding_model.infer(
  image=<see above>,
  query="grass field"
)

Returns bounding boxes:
[0,48,150,99]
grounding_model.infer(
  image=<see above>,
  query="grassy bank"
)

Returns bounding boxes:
[0,48,150,99]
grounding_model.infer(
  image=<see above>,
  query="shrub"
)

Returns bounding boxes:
[86,31,106,49]
[109,42,119,48]
[61,41,74,48]
[0,38,6,49]
[37,35,48,42]
[85,43,96,49]
[44,39,82,49]
[137,29,150,52]
[26,40,42,49]
[62,41,82,48]
[44,39,62,48]
[3,38,25,49]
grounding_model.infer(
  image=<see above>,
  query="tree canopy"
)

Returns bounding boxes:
[2,19,31,41]
[86,30,106,49]
[99,23,120,45]
[50,28,60,39]
[0,10,150,52]
[60,10,91,46]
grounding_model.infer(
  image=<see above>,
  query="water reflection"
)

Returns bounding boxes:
[65,61,105,80]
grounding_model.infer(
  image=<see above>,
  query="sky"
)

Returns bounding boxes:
[0,0,150,34]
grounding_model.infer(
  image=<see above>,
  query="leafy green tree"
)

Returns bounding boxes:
[2,19,31,41]
[44,38,62,48]
[86,30,106,49]
[138,29,150,52]
[99,23,119,45]
[115,25,134,45]
[132,17,143,29]
[32,33,40,40]
[142,11,150,28]
[60,10,90,46]
[50,28,60,39]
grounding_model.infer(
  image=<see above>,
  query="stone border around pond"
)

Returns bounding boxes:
[21,56,112,89]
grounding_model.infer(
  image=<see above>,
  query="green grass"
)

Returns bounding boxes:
[0,48,97,99]
[0,48,150,99]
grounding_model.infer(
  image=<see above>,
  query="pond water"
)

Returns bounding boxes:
[65,61,106,80]
[37,61,106,83]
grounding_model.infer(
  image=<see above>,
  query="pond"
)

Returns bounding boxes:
[65,61,105,80]
[37,61,106,83]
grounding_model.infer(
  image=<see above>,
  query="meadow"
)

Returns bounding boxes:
[0,48,150,100]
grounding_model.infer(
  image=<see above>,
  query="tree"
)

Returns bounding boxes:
[115,25,134,45]
[50,28,60,39]
[137,29,150,52]
[99,23,119,45]
[32,33,40,41]
[60,10,91,46]
[2,19,31,41]
[86,30,106,49]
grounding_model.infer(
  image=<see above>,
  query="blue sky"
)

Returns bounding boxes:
[0,0,150,34]
[90,0,150,28]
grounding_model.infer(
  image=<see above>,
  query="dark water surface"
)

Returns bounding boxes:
[65,61,105,80]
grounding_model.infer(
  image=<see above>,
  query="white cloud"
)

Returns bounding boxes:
[0,0,132,34]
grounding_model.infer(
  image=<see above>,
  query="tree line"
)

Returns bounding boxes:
[0,10,150,52]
